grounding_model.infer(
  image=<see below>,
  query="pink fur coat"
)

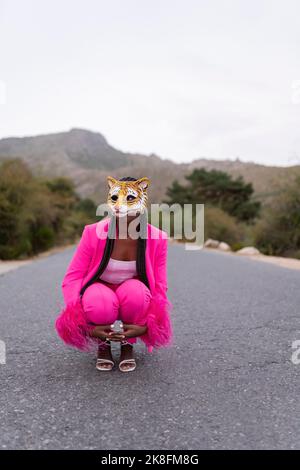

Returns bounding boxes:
[55,218,173,353]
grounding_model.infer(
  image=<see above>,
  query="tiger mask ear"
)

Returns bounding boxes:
[107,176,118,188]
[136,177,150,191]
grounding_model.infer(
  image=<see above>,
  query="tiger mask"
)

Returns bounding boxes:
[107,176,150,218]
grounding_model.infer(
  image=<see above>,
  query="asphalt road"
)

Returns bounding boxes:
[0,244,300,450]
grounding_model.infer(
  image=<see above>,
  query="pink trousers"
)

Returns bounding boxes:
[81,278,152,345]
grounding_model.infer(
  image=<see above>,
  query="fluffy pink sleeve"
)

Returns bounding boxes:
[55,225,97,351]
[142,237,174,352]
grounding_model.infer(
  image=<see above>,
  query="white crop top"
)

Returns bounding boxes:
[100,258,137,284]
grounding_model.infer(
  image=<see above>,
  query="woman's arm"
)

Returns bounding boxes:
[61,225,93,305]
[55,225,96,351]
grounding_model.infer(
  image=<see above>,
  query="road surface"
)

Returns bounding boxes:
[0,244,300,450]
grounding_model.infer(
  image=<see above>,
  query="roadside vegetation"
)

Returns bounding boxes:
[0,159,98,259]
[165,168,300,259]
[1,159,299,260]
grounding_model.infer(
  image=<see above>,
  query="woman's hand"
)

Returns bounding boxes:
[91,324,148,342]
[89,325,114,341]
[107,324,148,341]
[118,323,148,339]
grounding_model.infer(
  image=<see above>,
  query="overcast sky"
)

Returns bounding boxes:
[1,0,300,166]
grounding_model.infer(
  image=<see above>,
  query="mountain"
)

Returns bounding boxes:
[0,128,131,172]
[0,128,299,203]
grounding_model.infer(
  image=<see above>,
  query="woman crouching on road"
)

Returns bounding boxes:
[55,176,173,372]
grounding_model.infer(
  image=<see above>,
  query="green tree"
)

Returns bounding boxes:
[165,168,260,222]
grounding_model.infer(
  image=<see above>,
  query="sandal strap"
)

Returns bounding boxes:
[96,358,114,365]
[119,359,136,364]
[119,358,136,371]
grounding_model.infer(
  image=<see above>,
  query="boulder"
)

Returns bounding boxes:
[218,242,231,252]
[237,246,260,256]
[204,238,220,249]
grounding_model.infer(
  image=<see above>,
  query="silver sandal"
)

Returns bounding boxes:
[96,339,115,371]
[119,340,136,373]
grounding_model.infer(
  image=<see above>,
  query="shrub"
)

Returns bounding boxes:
[254,177,300,257]
[204,206,245,246]
[0,159,99,259]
